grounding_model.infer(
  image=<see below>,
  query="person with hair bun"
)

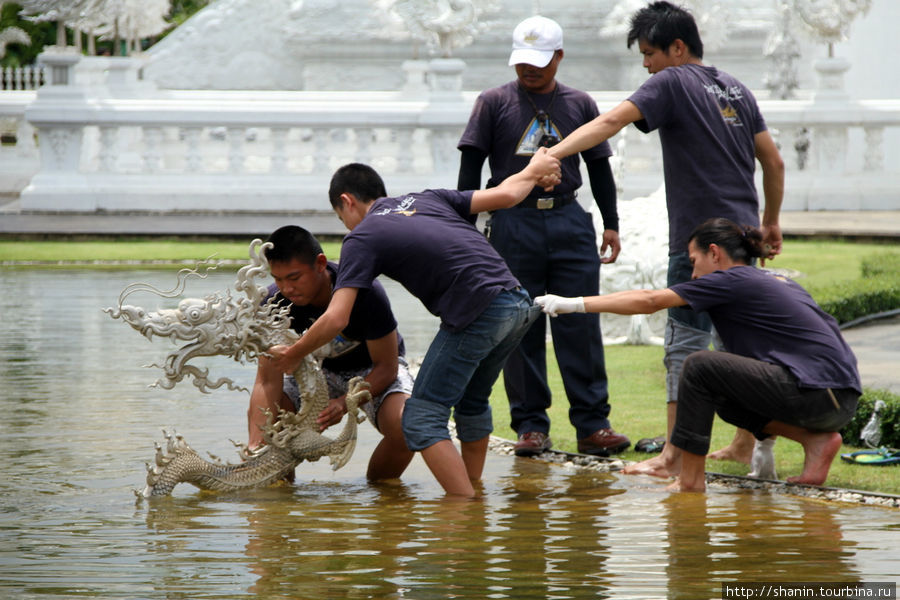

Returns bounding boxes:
[535,218,861,492]
[544,0,786,477]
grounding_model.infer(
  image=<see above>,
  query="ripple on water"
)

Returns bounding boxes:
[2,269,900,599]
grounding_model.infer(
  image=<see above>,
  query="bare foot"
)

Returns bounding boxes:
[786,432,842,486]
[665,476,705,493]
[707,437,754,464]
[623,449,681,478]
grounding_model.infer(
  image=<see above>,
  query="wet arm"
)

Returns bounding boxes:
[549,100,643,160]
[316,329,399,430]
[269,287,358,374]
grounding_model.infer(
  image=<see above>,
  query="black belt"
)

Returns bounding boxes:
[518,191,577,210]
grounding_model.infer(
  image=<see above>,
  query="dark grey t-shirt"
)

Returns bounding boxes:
[335,189,521,332]
[671,266,860,392]
[458,80,611,201]
[629,64,766,254]
[265,262,404,373]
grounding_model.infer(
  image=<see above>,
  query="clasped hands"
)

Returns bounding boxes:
[530,147,562,190]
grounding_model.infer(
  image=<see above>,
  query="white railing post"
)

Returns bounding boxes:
[142,126,164,173]
[270,127,288,173]
[863,126,884,172]
[28,50,85,176]
[182,127,203,173]
[227,127,245,173]
[98,126,117,171]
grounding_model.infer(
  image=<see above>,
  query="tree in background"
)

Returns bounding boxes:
[0,0,208,65]
[0,1,30,60]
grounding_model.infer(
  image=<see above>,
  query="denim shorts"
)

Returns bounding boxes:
[283,356,415,432]
[402,287,540,452]
[667,252,713,331]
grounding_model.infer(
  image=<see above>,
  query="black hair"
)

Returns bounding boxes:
[627,1,704,59]
[264,225,323,266]
[328,163,387,209]
[688,218,764,264]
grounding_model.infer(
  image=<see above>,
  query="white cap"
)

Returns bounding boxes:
[508,15,563,68]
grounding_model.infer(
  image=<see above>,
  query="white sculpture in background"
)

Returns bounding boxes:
[593,185,669,346]
[599,0,731,52]
[17,0,173,55]
[373,0,499,58]
[764,0,802,100]
[794,0,872,53]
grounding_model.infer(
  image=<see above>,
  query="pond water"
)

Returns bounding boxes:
[1,268,899,599]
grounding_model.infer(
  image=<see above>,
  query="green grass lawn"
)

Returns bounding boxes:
[3,237,898,494]
[488,345,900,495]
[0,239,343,265]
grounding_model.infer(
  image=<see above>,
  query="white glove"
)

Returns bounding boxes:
[534,294,585,317]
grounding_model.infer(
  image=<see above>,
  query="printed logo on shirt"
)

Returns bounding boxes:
[306,320,363,359]
[515,115,562,155]
[318,334,362,359]
[373,195,417,217]
[703,83,744,127]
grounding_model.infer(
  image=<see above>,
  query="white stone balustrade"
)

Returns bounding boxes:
[0,91,40,195]
[4,52,900,213]
[759,98,900,210]
[0,65,46,91]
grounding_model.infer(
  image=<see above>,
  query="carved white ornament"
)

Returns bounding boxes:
[373,0,499,58]
[793,0,872,45]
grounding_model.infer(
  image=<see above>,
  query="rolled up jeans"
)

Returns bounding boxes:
[402,288,540,452]
[664,252,713,403]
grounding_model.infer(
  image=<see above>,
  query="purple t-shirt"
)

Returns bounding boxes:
[335,189,521,332]
[628,64,766,254]
[458,80,612,200]
[670,266,860,392]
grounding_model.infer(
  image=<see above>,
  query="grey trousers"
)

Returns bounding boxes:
[670,350,859,456]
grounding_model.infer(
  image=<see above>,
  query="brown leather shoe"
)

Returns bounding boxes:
[577,428,631,456]
[514,431,553,457]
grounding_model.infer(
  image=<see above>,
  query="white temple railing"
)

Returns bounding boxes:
[4,52,900,213]
[0,65,46,91]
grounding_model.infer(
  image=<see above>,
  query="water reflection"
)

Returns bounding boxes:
[1,269,899,599]
[662,493,862,599]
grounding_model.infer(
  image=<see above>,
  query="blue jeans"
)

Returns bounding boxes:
[402,288,540,452]
[664,252,713,403]
[490,201,612,438]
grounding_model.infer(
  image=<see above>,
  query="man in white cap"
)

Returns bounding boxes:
[457,15,631,458]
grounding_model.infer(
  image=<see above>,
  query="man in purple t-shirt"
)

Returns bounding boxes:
[546,1,786,477]
[458,15,630,459]
[265,150,561,498]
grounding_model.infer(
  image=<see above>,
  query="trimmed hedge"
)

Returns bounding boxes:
[808,252,900,325]
[840,388,900,449]
[815,278,900,324]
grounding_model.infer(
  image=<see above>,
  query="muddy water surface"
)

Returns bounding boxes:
[1,269,898,599]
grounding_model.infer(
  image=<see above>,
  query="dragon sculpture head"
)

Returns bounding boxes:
[104,239,295,393]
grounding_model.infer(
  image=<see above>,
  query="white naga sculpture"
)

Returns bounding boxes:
[105,240,370,498]
[375,0,498,58]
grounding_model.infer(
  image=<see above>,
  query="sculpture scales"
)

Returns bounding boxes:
[104,239,371,499]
